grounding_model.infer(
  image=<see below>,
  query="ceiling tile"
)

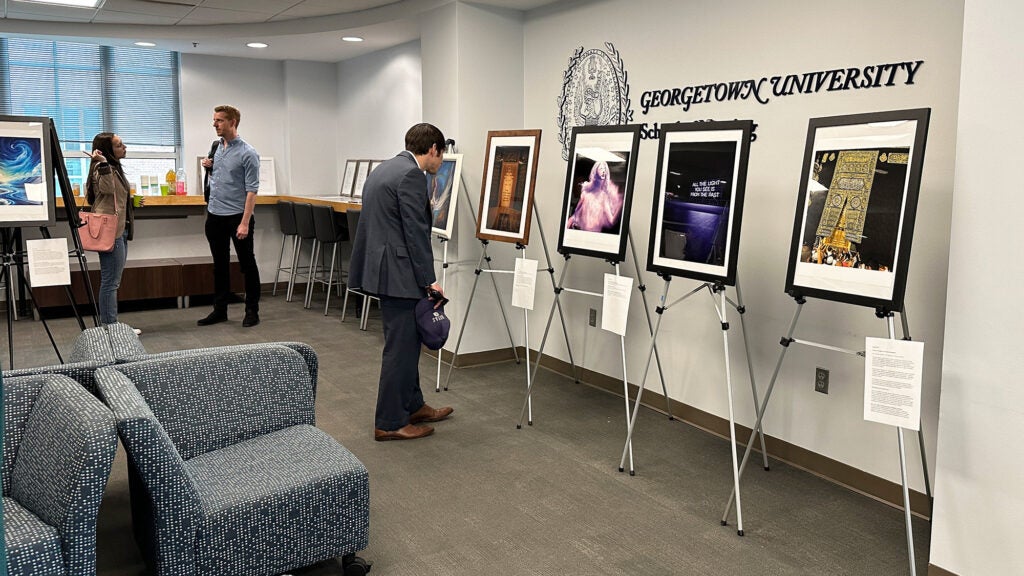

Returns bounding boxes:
[90,10,182,24]
[100,0,195,18]
[5,3,96,21]
[199,0,292,15]
[177,6,271,24]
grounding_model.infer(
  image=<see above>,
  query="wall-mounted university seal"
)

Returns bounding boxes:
[557,42,633,160]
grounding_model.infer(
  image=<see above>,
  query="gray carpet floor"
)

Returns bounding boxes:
[6,293,930,575]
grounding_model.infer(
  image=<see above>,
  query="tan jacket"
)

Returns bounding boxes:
[87,163,134,240]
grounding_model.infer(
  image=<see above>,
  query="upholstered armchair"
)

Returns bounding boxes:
[85,323,321,394]
[95,343,369,575]
[2,372,118,575]
[1,324,117,397]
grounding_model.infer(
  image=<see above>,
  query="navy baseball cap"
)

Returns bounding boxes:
[415,297,450,350]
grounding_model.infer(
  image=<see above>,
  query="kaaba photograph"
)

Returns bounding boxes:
[800,147,910,273]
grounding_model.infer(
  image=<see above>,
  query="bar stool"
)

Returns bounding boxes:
[305,204,349,312]
[272,200,298,296]
[287,202,317,303]
[340,209,379,330]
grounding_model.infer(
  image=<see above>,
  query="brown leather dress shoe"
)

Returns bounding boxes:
[374,424,434,441]
[409,404,454,424]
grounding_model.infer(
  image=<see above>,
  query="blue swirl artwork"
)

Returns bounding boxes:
[0,136,44,206]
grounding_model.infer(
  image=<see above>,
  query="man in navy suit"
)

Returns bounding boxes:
[349,123,454,441]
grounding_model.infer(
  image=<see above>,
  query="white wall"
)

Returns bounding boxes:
[285,60,339,196]
[421,3,528,355]
[336,40,423,174]
[520,0,964,492]
[930,0,1024,573]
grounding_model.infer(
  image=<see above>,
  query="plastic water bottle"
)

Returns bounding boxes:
[175,168,187,195]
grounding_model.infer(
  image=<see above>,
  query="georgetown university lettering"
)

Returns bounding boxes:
[639,60,924,115]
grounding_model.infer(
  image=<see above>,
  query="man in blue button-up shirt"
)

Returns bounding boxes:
[197,104,262,328]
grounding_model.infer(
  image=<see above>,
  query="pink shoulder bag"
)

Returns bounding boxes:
[79,178,120,253]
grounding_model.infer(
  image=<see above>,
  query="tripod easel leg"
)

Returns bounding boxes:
[715,286,744,535]
[531,207,577,381]
[619,278,670,474]
[884,312,918,574]
[519,248,533,424]
[489,269,520,364]
[897,426,917,575]
[628,231,672,419]
[899,306,932,502]
[732,280,769,470]
[434,238,449,392]
[520,259,571,428]
[2,259,14,367]
[443,250,487,391]
[722,298,805,526]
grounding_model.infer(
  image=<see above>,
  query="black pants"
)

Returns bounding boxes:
[375,296,425,430]
[204,212,261,313]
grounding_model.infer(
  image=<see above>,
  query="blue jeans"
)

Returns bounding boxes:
[98,231,128,325]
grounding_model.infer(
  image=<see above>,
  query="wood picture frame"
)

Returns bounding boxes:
[476,130,541,245]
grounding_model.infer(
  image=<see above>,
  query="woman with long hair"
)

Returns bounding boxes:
[566,160,622,232]
[85,132,137,327]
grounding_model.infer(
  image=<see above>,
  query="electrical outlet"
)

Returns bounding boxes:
[588,308,597,327]
[814,367,829,394]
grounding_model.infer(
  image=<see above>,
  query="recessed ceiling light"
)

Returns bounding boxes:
[11,0,103,7]
[246,42,269,49]
[342,36,364,43]
[134,42,156,47]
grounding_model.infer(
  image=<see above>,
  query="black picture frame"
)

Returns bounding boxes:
[646,120,752,285]
[557,124,641,262]
[0,115,56,227]
[784,108,931,312]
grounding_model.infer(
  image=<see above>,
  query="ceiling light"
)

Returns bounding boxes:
[342,36,364,42]
[11,0,104,7]
[134,42,156,47]
[246,42,269,49]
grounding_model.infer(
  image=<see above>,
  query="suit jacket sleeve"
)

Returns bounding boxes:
[397,167,436,290]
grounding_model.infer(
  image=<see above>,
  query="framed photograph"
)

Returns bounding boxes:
[352,161,371,199]
[340,159,357,196]
[428,153,462,239]
[557,125,641,262]
[0,115,55,227]
[647,120,753,285]
[785,108,930,311]
[258,156,276,195]
[476,129,541,245]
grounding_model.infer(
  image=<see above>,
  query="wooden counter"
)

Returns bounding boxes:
[58,194,361,213]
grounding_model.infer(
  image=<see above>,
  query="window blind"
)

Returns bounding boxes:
[0,37,181,148]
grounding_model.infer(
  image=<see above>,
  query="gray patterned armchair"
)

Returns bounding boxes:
[1,324,118,397]
[80,322,320,395]
[95,343,369,575]
[2,372,118,575]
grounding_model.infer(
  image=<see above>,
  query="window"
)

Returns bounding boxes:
[0,36,181,194]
